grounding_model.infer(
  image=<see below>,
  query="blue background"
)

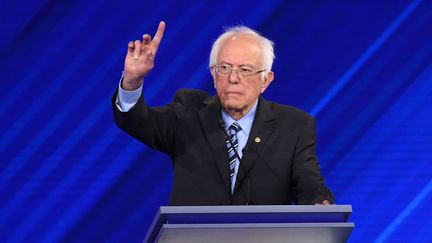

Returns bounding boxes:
[1,0,431,242]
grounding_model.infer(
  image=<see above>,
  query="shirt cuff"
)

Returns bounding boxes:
[115,75,143,112]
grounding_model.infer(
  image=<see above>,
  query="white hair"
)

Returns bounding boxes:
[209,26,275,76]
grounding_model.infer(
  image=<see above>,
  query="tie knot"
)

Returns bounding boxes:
[229,122,242,133]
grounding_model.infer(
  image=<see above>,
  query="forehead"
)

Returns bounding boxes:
[217,34,262,66]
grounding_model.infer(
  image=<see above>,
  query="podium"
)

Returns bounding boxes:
[144,205,354,243]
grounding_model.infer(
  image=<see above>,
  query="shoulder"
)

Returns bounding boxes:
[171,89,213,108]
[263,98,315,125]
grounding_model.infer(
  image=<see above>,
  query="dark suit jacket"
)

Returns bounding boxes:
[112,89,333,205]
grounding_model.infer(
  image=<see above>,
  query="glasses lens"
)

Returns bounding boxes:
[240,67,253,77]
[219,65,231,75]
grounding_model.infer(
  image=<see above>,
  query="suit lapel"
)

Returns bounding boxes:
[198,95,231,194]
[234,96,276,193]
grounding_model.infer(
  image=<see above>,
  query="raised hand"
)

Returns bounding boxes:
[123,21,166,90]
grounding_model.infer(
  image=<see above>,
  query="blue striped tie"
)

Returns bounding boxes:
[226,122,242,189]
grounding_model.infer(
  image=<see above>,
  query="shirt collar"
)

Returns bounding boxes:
[221,99,258,137]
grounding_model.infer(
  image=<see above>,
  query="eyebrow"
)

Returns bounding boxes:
[220,62,256,69]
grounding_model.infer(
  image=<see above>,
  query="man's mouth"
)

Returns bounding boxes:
[225,91,243,96]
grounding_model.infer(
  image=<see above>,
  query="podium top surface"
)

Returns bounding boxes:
[145,205,353,243]
[160,205,352,214]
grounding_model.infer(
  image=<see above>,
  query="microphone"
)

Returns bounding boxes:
[218,120,254,205]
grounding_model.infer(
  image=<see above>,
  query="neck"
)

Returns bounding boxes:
[225,110,245,121]
[222,99,259,121]
[224,105,253,121]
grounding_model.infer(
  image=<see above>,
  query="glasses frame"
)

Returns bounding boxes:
[212,64,266,78]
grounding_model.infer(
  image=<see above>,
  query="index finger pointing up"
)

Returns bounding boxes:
[152,21,166,47]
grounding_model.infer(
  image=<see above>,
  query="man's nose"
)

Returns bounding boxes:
[228,69,240,83]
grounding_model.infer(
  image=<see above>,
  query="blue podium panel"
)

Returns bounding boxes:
[160,205,352,224]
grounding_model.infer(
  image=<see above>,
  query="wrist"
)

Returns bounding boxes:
[122,75,143,91]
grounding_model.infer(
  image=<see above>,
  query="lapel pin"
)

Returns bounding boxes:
[254,137,261,143]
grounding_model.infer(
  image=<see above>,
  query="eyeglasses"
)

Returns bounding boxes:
[213,64,266,78]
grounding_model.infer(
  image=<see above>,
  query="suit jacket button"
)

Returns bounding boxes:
[254,137,261,143]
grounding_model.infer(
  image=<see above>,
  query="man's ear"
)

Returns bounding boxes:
[260,71,274,93]
[210,66,217,88]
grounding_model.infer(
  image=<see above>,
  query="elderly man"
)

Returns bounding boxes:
[112,21,333,205]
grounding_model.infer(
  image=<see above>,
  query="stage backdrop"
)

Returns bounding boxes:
[1,0,431,242]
